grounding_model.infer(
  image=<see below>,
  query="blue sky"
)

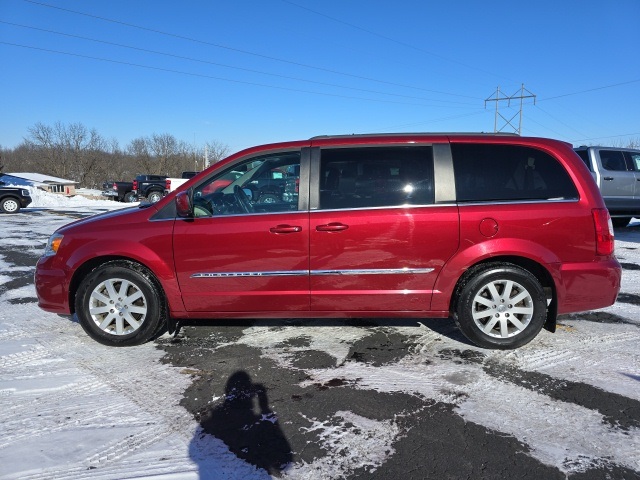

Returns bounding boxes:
[1,0,639,154]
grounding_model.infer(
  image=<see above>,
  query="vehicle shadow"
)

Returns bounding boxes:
[189,371,292,478]
[179,317,475,347]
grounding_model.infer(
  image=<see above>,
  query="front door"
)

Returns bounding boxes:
[173,149,310,312]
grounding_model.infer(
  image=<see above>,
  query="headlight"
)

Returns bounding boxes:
[43,233,64,257]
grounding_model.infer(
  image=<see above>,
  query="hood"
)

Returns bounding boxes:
[57,204,157,234]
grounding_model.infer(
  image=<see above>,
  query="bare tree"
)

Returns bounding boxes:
[204,140,231,167]
[23,121,109,186]
[6,122,230,187]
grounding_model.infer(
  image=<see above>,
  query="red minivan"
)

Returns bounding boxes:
[35,134,621,349]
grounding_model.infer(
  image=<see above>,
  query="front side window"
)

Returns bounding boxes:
[192,151,301,217]
[318,146,434,210]
[452,144,578,202]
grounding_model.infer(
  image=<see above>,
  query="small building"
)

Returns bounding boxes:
[0,173,78,195]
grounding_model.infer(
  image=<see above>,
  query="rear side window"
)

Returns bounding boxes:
[318,146,434,209]
[452,144,578,202]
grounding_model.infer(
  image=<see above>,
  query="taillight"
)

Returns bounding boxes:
[112,183,117,191]
[592,208,615,256]
[165,179,171,190]
[133,180,138,191]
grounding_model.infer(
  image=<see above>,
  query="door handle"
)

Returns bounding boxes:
[270,224,302,234]
[603,176,614,181]
[316,222,349,232]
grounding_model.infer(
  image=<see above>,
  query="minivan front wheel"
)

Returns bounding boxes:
[454,263,547,349]
[75,261,166,346]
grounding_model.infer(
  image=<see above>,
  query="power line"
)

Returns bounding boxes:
[533,105,590,139]
[374,110,489,131]
[570,132,640,144]
[539,79,640,101]
[1,41,484,110]
[0,20,477,106]
[279,0,515,84]
[22,0,480,101]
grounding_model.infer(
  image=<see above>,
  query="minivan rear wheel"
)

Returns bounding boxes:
[75,261,166,346]
[454,263,547,349]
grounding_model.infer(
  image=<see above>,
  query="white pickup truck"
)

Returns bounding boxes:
[163,171,199,196]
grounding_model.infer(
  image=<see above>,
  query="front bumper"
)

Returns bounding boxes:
[35,259,71,314]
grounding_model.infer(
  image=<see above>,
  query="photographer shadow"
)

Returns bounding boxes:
[192,371,292,477]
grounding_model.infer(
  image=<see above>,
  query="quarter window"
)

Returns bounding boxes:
[452,144,578,202]
[318,146,434,210]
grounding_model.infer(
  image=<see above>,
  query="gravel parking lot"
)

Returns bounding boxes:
[1,206,638,479]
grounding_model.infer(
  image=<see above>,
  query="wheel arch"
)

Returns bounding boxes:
[449,255,557,332]
[70,257,155,309]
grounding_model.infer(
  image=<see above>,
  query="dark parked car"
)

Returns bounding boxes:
[101,181,136,202]
[0,181,32,213]
[36,134,621,350]
[132,175,167,203]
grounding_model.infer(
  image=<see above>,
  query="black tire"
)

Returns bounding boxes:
[147,190,163,203]
[75,260,167,347]
[258,193,279,204]
[454,263,547,349]
[124,191,137,203]
[1,197,21,213]
[611,217,631,228]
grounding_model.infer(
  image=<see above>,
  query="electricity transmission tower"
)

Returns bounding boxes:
[485,84,536,135]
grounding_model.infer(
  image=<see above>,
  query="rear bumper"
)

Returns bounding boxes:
[556,258,621,314]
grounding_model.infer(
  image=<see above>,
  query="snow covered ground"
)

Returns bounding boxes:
[0,188,639,479]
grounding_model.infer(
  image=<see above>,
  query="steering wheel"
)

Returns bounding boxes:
[192,196,213,217]
[234,185,254,213]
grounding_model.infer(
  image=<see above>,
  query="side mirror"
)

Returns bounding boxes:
[175,190,193,218]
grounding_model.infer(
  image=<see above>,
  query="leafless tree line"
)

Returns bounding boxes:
[0,122,230,188]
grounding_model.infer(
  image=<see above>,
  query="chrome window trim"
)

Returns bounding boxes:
[184,210,309,220]
[456,198,580,207]
[191,267,434,279]
[309,203,456,213]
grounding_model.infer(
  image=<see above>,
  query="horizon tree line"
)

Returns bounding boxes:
[0,121,230,189]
